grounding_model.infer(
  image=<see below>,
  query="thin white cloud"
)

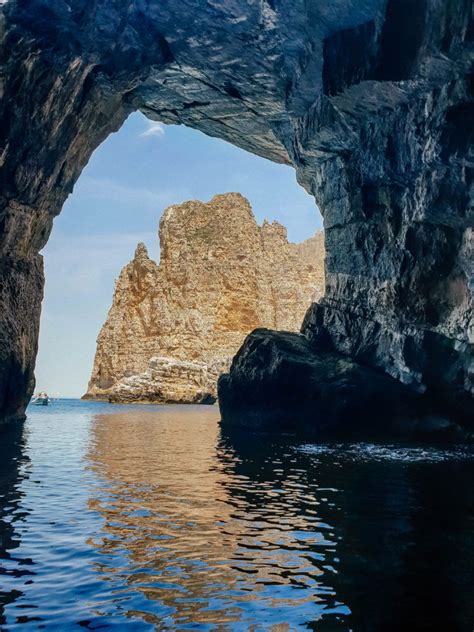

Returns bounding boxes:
[140,121,166,139]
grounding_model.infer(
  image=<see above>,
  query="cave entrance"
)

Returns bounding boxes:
[34,112,324,401]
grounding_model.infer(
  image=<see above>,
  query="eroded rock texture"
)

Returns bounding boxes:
[84,193,324,403]
[0,0,472,423]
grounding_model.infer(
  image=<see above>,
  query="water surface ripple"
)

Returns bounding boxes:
[0,400,473,630]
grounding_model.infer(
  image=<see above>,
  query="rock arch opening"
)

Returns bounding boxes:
[34,112,324,400]
[0,0,472,426]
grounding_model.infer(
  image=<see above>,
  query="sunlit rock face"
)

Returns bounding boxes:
[84,193,324,404]
[0,0,472,422]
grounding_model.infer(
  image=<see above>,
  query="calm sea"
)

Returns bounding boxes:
[0,399,473,630]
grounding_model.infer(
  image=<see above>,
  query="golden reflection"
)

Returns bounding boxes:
[86,406,337,627]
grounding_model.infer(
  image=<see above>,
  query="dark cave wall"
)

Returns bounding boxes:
[0,10,134,418]
[301,67,473,416]
[0,0,472,421]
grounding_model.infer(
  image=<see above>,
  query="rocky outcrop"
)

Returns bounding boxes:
[219,329,409,434]
[218,329,467,440]
[84,193,324,403]
[104,357,229,405]
[0,1,472,425]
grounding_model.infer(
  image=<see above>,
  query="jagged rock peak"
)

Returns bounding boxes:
[84,193,325,404]
[134,242,150,259]
[261,219,288,241]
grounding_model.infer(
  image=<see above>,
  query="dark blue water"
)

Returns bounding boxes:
[0,400,473,630]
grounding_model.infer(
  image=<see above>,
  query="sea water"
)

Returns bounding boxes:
[1,399,473,630]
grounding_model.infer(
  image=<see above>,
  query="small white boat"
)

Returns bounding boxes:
[32,391,50,406]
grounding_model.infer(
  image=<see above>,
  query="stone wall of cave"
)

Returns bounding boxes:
[0,0,472,422]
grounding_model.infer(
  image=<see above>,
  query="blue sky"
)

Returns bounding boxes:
[35,112,322,397]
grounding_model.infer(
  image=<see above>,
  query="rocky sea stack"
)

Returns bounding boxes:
[84,193,324,404]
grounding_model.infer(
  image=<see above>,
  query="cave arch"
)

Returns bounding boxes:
[0,0,472,422]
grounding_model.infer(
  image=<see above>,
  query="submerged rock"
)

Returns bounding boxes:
[84,193,324,404]
[218,329,467,440]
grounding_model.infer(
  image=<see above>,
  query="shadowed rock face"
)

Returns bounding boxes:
[0,0,472,423]
[218,329,468,439]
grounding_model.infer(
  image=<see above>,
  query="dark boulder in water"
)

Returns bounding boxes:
[218,329,467,441]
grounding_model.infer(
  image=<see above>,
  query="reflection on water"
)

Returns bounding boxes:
[0,423,30,624]
[0,400,473,630]
[88,408,347,629]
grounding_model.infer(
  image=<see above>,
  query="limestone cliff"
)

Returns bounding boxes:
[84,193,324,403]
